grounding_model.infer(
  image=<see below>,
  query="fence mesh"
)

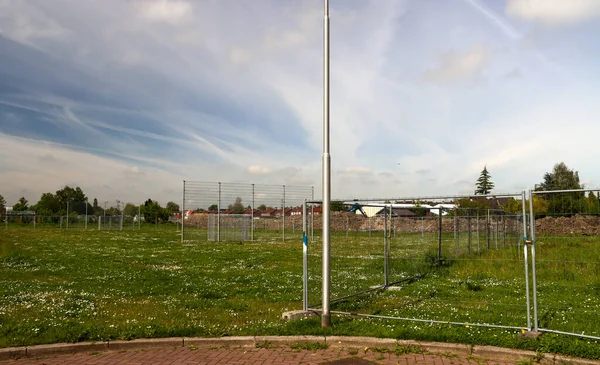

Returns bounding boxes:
[531,189,600,339]
[207,214,251,241]
[306,194,529,329]
[182,181,313,242]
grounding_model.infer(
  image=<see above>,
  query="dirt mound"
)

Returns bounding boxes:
[536,215,600,235]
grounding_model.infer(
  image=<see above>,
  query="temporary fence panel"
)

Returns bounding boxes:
[530,189,600,340]
[305,193,530,331]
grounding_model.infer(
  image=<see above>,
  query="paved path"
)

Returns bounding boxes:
[0,344,514,365]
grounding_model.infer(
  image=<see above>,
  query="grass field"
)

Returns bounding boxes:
[1,225,600,359]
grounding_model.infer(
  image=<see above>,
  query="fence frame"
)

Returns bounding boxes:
[304,191,532,332]
[529,188,600,340]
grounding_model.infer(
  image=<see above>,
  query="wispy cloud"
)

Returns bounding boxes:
[423,46,491,84]
[506,0,600,26]
[1,0,600,205]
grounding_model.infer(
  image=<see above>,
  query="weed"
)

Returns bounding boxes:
[255,341,272,349]
[289,342,329,350]
[394,344,424,355]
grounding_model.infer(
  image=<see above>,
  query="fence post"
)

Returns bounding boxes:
[251,184,255,241]
[528,190,539,331]
[438,207,443,265]
[383,205,389,287]
[522,190,532,330]
[218,182,221,242]
[468,209,471,255]
[303,200,308,311]
[181,180,185,242]
[282,185,286,241]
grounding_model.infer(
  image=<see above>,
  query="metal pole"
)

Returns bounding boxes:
[218,182,221,242]
[529,190,538,331]
[303,200,308,311]
[85,199,88,230]
[477,211,480,255]
[138,205,141,230]
[66,201,69,229]
[522,191,532,330]
[438,208,442,265]
[384,205,389,286]
[251,184,255,241]
[486,209,490,250]
[283,185,286,241]
[104,201,107,230]
[182,180,185,242]
[311,186,314,242]
[468,209,471,255]
[321,0,331,328]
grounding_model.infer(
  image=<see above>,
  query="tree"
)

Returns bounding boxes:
[142,199,170,223]
[34,192,60,215]
[585,191,600,215]
[536,162,585,215]
[93,198,98,210]
[123,203,138,217]
[475,166,494,195]
[13,197,29,211]
[166,202,180,213]
[208,204,218,211]
[230,197,245,214]
[0,194,5,213]
[537,162,583,191]
[257,204,267,211]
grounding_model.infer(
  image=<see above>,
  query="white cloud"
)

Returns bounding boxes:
[135,0,192,24]
[423,46,491,83]
[506,0,600,26]
[228,45,251,65]
[245,165,271,175]
[339,166,373,175]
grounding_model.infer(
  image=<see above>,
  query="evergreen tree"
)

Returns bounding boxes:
[475,166,494,195]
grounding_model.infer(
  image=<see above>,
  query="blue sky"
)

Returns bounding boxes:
[1,0,600,206]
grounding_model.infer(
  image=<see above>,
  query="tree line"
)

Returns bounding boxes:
[0,161,595,219]
[465,162,597,216]
[0,187,181,224]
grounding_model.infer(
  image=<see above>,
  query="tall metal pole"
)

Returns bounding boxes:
[522,190,532,330]
[321,0,331,328]
[528,190,538,331]
[181,180,185,243]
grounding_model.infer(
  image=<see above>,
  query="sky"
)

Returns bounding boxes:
[1,0,600,207]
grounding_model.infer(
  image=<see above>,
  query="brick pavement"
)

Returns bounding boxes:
[0,345,515,365]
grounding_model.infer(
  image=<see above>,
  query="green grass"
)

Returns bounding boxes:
[1,226,600,359]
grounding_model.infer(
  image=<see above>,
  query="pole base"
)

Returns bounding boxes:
[321,313,331,328]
